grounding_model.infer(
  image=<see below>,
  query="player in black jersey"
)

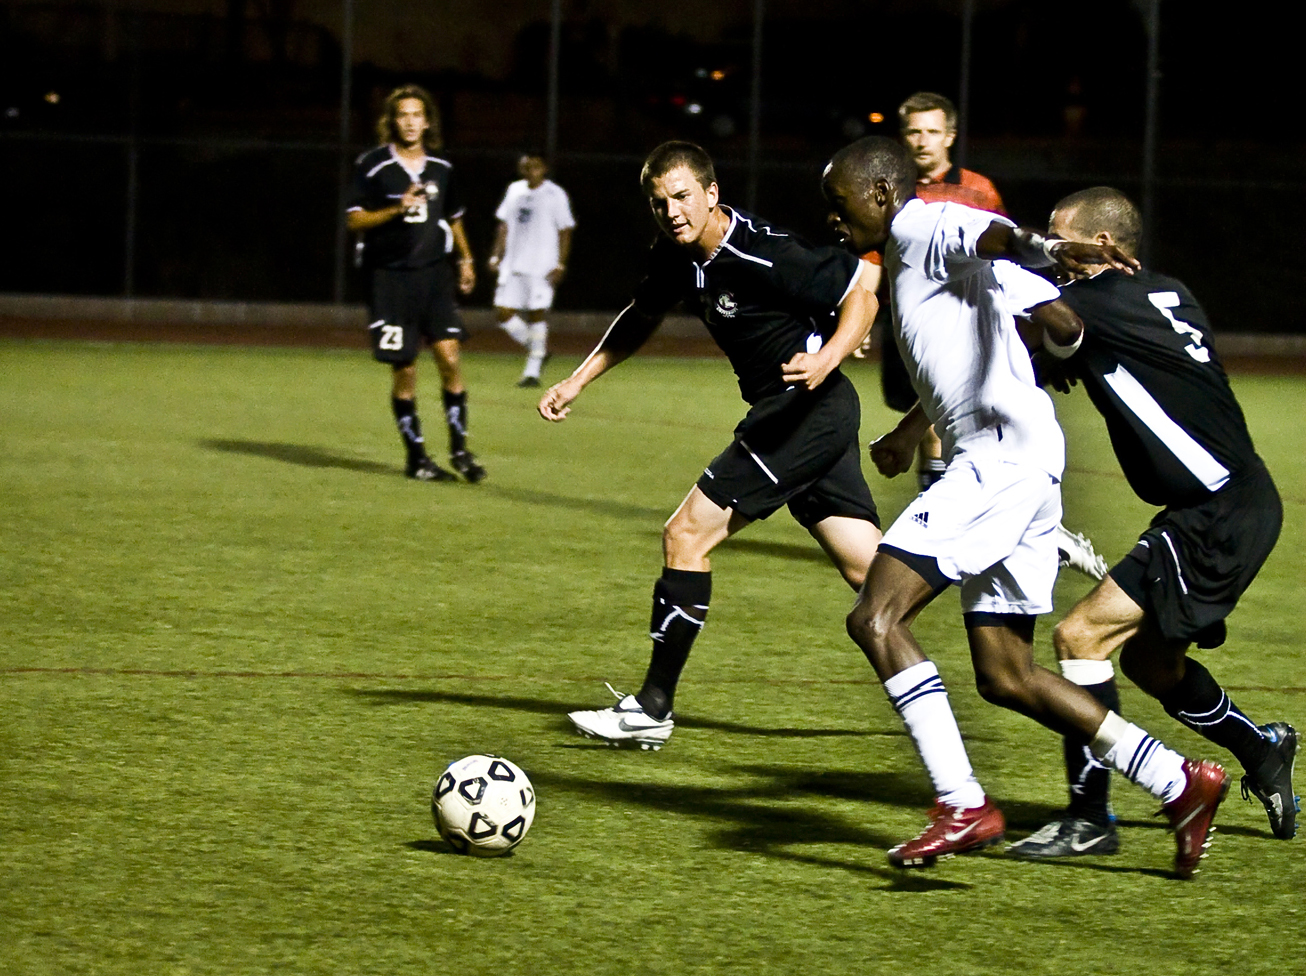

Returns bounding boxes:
[538,141,882,749]
[346,84,485,484]
[1009,187,1297,859]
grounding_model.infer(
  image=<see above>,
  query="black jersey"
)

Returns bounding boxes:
[348,145,465,270]
[1058,268,1260,507]
[632,207,862,403]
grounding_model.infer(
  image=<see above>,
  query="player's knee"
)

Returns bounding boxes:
[845,601,896,657]
[973,663,1032,711]
[662,516,709,564]
[1052,614,1090,661]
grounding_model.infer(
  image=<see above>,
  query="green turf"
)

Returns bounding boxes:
[2,339,1302,976]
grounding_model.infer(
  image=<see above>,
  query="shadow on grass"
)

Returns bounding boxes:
[201,438,396,474]
[480,484,666,521]
[350,687,891,739]
[527,765,972,890]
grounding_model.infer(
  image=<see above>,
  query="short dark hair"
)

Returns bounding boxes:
[640,141,716,192]
[827,136,918,204]
[378,84,442,151]
[1053,186,1142,258]
[898,91,958,133]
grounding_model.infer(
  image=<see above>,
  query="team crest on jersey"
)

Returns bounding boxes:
[715,291,739,318]
[423,181,439,198]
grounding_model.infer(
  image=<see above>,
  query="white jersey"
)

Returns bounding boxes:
[495,178,575,276]
[885,198,1065,479]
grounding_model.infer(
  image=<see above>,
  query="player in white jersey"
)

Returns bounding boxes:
[822,136,1230,880]
[488,153,576,387]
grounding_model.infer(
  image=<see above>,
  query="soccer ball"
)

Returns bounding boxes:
[431,755,536,857]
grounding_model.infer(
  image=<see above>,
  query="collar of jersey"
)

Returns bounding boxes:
[389,143,433,180]
[697,207,739,266]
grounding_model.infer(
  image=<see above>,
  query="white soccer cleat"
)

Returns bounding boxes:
[568,683,674,750]
[1054,524,1109,580]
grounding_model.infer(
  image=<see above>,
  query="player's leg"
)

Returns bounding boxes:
[519,306,550,388]
[390,361,441,480]
[567,486,747,749]
[1008,576,1138,857]
[966,616,1229,877]
[808,515,881,591]
[846,551,1004,866]
[495,305,530,346]
[430,337,485,483]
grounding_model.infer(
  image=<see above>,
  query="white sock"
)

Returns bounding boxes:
[1060,659,1115,685]
[523,321,549,379]
[499,315,529,346]
[884,660,986,810]
[1091,711,1187,803]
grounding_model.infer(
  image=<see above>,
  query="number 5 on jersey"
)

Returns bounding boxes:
[1149,291,1210,363]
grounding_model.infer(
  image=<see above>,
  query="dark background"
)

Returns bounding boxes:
[1,0,1300,332]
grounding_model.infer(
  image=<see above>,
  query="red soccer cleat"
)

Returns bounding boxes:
[888,798,1006,868]
[1162,759,1230,880]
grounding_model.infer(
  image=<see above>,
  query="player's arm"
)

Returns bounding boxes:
[449,217,476,294]
[781,258,880,390]
[547,227,573,287]
[869,402,932,477]
[537,302,663,422]
[345,183,423,232]
[486,221,507,274]
[976,221,1139,277]
[1021,299,1084,393]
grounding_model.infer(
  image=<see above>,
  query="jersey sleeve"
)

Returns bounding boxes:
[920,202,1013,284]
[554,186,576,230]
[494,184,514,223]
[992,261,1061,316]
[346,152,377,213]
[763,237,861,311]
[630,238,686,318]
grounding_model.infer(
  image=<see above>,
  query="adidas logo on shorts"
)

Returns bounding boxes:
[911,511,929,528]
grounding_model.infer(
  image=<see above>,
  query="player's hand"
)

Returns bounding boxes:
[868,428,915,478]
[458,259,476,295]
[546,264,566,287]
[1052,240,1140,277]
[486,255,501,277]
[538,376,583,422]
[781,350,835,390]
[1030,351,1078,394]
[400,183,424,214]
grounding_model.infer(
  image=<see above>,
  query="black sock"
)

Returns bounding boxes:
[636,568,711,720]
[1158,658,1269,771]
[442,389,468,455]
[392,397,426,465]
[1064,677,1120,825]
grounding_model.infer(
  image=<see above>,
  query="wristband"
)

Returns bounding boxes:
[1043,327,1083,359]
[1010,228,1061,268]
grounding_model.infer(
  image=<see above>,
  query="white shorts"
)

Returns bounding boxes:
[494,272,555,312]
[880,454,1063,616]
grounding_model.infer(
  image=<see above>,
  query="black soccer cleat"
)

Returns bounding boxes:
[449,450,487,483]
[516,376,541,388]
[1241,722,1299,840]
[1007,817,1120,858]
[406,457,457,482]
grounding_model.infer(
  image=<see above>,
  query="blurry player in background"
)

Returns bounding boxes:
[868,91,1106,579]
[1007,187,1296,858]
[488,152,575,388]
[346,84,486,483]
[826,137,1229,879]
[540,141,882,750]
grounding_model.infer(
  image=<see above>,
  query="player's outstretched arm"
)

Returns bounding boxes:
[869,402,931,478]
[977,222,1139,276]
[538,302,662,422]
[781,258,881,390]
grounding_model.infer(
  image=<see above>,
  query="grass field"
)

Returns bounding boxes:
[2,339,1303,976]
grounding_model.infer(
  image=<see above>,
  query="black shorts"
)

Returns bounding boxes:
[1109,461,1281,647]
[367,264,466,364]
[696,371,880,529]
[876,306,917,414]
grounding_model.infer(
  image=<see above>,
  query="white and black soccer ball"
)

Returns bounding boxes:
[431,755,536,857]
